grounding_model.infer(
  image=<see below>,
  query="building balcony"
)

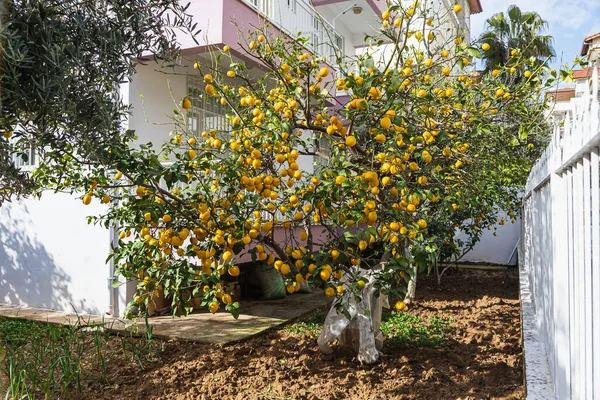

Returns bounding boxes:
[175,0,382,63]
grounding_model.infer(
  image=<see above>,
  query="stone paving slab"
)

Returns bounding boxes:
[0,291,329,345]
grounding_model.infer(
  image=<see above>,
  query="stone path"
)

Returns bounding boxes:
[0,291,328,344]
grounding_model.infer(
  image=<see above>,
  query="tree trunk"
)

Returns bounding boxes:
[338,293,386,354]
[317,261,389,364]
[403,265,417,304]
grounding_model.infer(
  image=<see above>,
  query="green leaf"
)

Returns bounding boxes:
[466,47,482,59]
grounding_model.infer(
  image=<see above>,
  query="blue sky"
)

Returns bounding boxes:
[470,0,600,69]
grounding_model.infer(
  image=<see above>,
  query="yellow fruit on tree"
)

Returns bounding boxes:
[395,301,407,311]
[82,193,92,205]
[182,99,192,110]
[222,294,232,305]
[208,301,219,313]
[280,263,291,275]
[453,4,462,12]
[325,287,335,297]
[482,43,490,51]
[380,117,391,129]
[357,280,366,289]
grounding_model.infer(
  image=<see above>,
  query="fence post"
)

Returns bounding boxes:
[550,169,569,398]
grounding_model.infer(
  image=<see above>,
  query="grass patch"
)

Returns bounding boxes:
[381,312,453,347]
[0,316,159,399]
[284,311,325,337]
[285,310,453,348]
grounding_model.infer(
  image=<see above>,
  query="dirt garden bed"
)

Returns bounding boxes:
[55,268,522,399]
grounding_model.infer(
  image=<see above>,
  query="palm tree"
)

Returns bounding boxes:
[479,5,555,71]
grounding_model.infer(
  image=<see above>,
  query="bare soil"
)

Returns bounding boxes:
[66,269,524,400]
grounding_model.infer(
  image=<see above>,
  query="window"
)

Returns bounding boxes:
[186,76,231,136]
[315,135,332,170]
[12,147,36,169]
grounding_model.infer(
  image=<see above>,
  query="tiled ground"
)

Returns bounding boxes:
[0,291,328,344]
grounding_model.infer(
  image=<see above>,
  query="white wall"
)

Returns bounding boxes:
[458,218,520,265]
[127,63,188,148]
[0,192,111,315]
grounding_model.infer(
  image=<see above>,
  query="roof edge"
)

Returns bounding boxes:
[468,0,482,14]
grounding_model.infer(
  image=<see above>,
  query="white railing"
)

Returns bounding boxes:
[521,67,600,399]
[243,0,341,62]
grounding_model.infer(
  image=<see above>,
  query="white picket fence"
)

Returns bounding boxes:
[521,67,600,399]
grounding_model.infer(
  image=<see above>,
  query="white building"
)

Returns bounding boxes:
[1,0,480,316]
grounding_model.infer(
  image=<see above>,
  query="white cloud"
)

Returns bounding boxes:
[470,0,600,38]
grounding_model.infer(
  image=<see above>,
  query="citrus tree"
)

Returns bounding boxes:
[54,1,553,360]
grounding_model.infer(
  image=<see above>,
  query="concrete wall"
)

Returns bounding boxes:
[126,63,188,149]
[0,192,111,315]
[459,218,520,265]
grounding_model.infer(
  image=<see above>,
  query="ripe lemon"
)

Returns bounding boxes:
[380,117,391,129]
[320,269,331,281]
[482,43,490,51]
[182,99,192,110]
[208,302,219,313]
[357,280,366,289]
[453,4,462,12]
[325,287,335,297]
[82,193,92,205]
[394,301,407,311]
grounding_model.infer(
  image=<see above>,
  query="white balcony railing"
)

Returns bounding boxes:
[244,0,342,63]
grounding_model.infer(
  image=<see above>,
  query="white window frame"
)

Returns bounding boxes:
[186,76,231,137]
